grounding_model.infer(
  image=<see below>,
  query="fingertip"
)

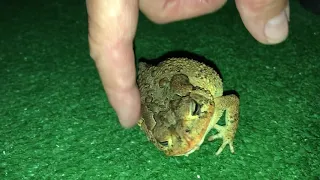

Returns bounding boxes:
[117,109,141,128]
[264,10,289,44]
[236,0,289,45]
[118,118,139,128]
[107,86,141,128]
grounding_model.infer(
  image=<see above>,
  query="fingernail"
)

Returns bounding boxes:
[265,11,289,44]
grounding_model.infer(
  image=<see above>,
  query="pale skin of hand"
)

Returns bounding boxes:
[86,0,289,128]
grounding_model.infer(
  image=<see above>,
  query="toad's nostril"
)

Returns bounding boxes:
[159,141,169,146]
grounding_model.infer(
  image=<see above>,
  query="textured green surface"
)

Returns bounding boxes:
[1,0,319,179]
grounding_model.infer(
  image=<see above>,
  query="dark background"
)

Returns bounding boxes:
[1,0,319,179]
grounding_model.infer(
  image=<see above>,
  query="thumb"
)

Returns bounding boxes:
[236,0,289,44]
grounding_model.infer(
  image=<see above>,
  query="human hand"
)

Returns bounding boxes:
[85,0,289,128]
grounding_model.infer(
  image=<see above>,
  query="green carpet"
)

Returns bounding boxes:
[1,0,319,179]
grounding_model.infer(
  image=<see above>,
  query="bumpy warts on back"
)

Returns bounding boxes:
[137,57,239,156]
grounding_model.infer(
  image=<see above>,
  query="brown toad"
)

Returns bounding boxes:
[137,57,239,156]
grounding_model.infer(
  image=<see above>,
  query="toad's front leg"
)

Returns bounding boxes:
[208,94,239,155]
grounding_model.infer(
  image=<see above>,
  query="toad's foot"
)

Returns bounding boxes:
[207,94,239,155]
[208,124,235,155]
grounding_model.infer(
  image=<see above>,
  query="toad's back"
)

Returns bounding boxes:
[138,57,223,99]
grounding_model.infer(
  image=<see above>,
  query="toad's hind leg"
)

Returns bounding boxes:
[208,94,239,155]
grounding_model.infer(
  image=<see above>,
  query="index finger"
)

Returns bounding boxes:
[86,0,141,128]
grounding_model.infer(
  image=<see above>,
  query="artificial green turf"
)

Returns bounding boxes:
[1,0,319,179]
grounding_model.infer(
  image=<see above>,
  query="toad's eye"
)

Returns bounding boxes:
[159,141,169,146]
[191,100,201,116]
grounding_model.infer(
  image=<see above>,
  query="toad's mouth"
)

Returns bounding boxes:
[167,130,209,156]
[164,104,215,156]
[164,131,209,156]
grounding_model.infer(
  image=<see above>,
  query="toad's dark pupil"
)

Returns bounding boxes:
[159,141,169,146]
[192,101,201,116]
